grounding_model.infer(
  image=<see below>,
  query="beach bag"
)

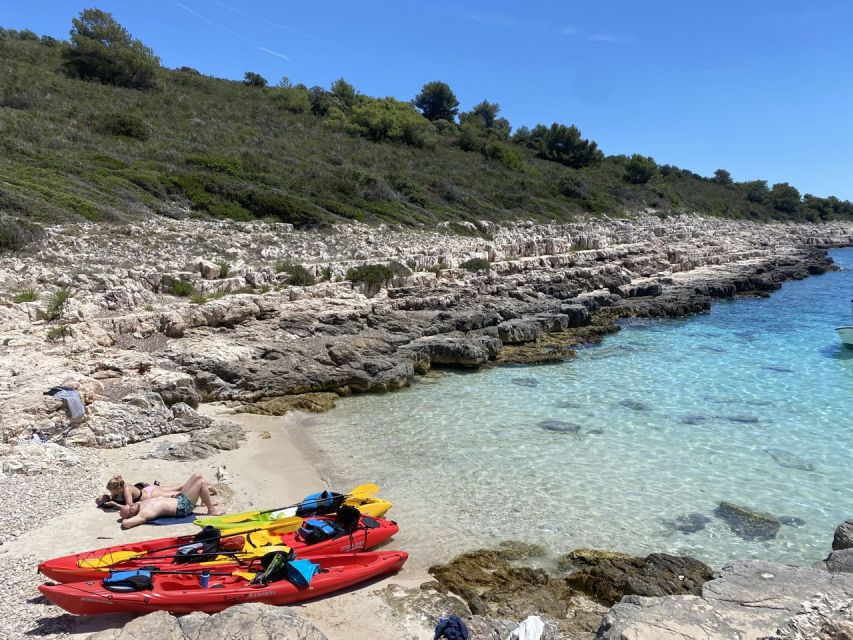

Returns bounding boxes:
[103,570,154,593]
[336,505,361,534]
[174,526,221,564]
[295,491,344,516]
[297,519,341,545]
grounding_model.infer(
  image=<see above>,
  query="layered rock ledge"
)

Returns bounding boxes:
[1,215,851,456]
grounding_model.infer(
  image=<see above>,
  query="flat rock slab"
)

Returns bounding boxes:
[597,559,853,640]
[714,501,781,541]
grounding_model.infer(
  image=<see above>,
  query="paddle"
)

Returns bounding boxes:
[77,517,302,569]
[128,543,290,563]
[207,483,380,526]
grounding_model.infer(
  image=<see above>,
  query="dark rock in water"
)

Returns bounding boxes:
[556,400,581,408]
[619,399,651,412]
[826,549,853,573]
[429,547,573,620]
[538,420,582,434]
[733,330,757,341]
[762,365,794,373]
[715,415,760,424]
[697,345,726,353]
[779,515,806,527]
[662,512,711,534]
[511,377,539,388]
[587,428,604,435]
[713,501,781,541]
[833,519,853,551]
[764,448,815,472]
[494,540,547,561]
[560,549,713,606]
[680,415,710,425]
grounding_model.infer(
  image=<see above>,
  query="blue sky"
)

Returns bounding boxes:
[3,1,852,200]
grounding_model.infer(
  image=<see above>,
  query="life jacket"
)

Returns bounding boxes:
[295,490,344,517]
[297,518,341,545]
[102,570,154,593]
[250,549,317,586]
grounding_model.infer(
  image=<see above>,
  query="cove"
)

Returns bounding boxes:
[300,248,853,567]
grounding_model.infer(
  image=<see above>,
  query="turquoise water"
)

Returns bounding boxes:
[300,248,853,567]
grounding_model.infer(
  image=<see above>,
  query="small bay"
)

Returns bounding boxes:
[303,248,853,566]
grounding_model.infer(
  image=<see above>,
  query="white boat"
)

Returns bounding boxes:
[838,299,853,348]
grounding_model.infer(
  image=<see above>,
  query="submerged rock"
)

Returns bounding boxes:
[714,501,781,541]
[619,399,651,412]
[763,365,795,373]
[561,549,713,606]
[661,512,711,535]
[538,420,582,435]
[511,377,539,388]
[826,549,853,573]
[555,400,581,408]
[779,516,807,527]
[680,414,710,425]
[715,415,760,424]
[765,448,816,472]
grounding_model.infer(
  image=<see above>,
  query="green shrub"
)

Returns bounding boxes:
[624,154,657,184]
[484,141,523,171]
[186,154,241,175]
[93,112,149,140]
[12,288,38,303]
[346,264,394,285]
[46,287,72,320]
[190,291,208,304]
[276,261,316,286]
[459,257,491,272]
[347,97,435,148]
[217,260,230,278]
[243,71,267,87]
[169,280,194,297]
[0,217,43,252]
[47,325,70,342]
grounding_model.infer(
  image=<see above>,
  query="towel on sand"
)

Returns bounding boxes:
[145,515,197,526]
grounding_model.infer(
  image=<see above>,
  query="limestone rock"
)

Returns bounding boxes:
[561,550,712,606]
[1,442,79,475]
[236,392,339,416]
[827,549,853,574]
[88,603,327,639]
[597,560,853,640]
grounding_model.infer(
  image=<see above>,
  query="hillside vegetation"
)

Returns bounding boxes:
[1,9,852,250]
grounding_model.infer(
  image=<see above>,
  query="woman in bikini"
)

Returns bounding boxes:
[96,475,203,509]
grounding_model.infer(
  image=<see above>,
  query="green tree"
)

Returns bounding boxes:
[484,140,523,171]
[274,77,311,113]
[413,81,459,122]
[624,154,657,184]
[526,123,603,169]
[243,71,267,87]
[62,8,160,89]
[712,169,733,185]
[741,179,769,203]
[347,97,434,147]
[330,78,358,110]
[769,182,801,213]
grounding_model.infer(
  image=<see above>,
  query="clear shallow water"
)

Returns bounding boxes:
[302,248,853,567]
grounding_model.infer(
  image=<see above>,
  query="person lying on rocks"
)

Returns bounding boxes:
[118,473,223,529]
[96,475,187,510]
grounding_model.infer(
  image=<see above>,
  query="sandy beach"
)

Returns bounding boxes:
[1,407,433,640]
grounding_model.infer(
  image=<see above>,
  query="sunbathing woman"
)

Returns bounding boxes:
[118,473,223,529]
[96,475,195,510]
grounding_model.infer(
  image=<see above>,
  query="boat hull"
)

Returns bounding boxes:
[38,515,397,583]
[837,326,853,347]
[39,551,408,615]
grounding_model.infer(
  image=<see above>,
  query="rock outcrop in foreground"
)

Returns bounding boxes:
[89,603,327,640]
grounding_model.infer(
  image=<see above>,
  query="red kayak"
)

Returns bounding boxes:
[40,551,408,615]
[39,515,397,583]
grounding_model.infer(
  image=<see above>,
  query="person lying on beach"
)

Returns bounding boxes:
[118,473,223,529]
[96,475,187,510]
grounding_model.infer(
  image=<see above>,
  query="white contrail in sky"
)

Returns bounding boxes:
[258,47,291,61]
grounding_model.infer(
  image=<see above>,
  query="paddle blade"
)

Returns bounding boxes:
[200,510,262,526]
[226,516,302,536]
[347,483,380,499]
[78,550,143,568]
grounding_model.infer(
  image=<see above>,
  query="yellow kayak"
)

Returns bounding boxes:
[194,484,391,530]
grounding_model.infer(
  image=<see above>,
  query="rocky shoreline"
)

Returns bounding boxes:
[1,214,853,639]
